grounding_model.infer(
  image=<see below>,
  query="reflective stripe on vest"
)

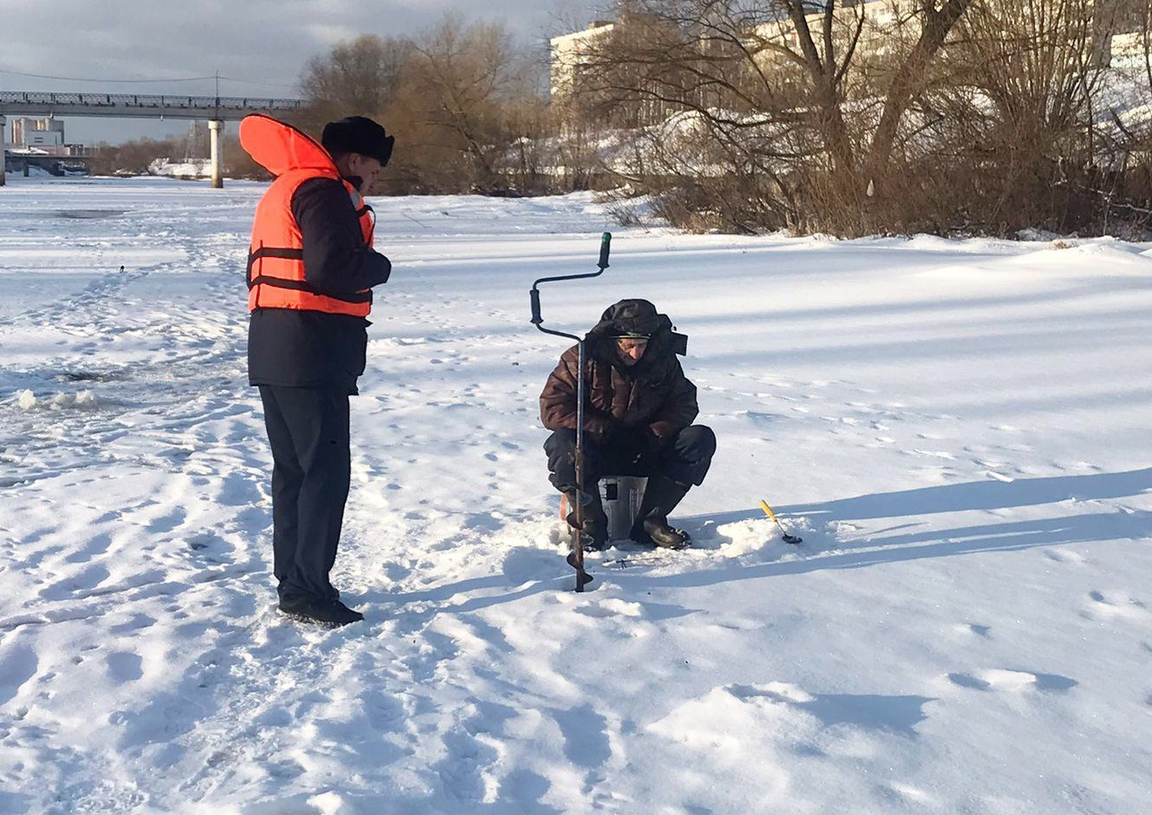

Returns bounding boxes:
[246,170,375,317]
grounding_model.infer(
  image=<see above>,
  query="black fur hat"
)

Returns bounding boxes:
[321,116,394,166]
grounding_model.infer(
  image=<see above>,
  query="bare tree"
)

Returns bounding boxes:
[1095,0,1152,235]
[88,138,181,176]
[294,21,549,195]
[561,0,978,233]
[298,34,414,126]
[910,0,1110,233]
[392,14,548,193]
[556,0,1152,236]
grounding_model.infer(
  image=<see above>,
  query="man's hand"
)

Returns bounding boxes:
[602,427,664,465]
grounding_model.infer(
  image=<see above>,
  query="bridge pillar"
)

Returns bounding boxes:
[0,115,6,187]
[209,119,224,189]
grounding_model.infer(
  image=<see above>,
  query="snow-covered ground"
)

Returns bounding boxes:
[1,176,1151,815]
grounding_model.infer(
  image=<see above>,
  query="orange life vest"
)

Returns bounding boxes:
[239,114,375,317]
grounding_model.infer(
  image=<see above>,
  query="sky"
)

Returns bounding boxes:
[0,0,602,145]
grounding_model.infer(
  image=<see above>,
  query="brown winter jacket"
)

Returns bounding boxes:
[539,299,698,441]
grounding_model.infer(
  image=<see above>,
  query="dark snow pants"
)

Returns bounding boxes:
[258,385,351,604]
[544,424,716,492]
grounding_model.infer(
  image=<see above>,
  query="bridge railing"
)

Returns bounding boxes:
[0,91,307,111]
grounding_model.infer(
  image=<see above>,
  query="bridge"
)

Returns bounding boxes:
[0,90,308,187]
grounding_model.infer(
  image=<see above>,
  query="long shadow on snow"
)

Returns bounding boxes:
[631,469,1152,590]
[385,568,571,615]
[623,508,1147,593]
[386,469,1152,609]
[782,467,1152,522]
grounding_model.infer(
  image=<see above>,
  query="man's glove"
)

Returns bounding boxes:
[604,427,664,465]
[599,426,635,459]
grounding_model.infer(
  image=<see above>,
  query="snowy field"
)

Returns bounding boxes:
[1,176,1151,815]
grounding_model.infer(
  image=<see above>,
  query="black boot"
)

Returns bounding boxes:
[279,595,364,627]
[630,476,691,549]
[564,487,608,551]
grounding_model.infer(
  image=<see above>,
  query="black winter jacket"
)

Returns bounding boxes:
[248,177,392,394]
[539,299,698,440]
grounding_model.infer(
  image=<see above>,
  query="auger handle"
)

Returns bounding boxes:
[530,288,543,325]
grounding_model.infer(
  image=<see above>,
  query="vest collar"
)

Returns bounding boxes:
[239,114,338,178]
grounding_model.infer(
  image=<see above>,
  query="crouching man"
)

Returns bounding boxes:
[540,299,716,550]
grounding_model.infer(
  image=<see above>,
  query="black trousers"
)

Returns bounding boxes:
[544,425,716,492]
[258,385,351,604]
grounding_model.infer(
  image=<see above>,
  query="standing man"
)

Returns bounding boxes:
[540,299,716,550]
[240,114,394,626]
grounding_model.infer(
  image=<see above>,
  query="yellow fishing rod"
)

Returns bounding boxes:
[759,500,802,545]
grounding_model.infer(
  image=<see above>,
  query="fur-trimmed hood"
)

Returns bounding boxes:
[585,299,688,360]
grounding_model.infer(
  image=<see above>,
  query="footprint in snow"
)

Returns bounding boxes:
[947,669,1076,693]
[1080,590,1149,622]
[1043,548,1087,564]
[104,651,144,683]
[573,598,645,619]
[949,623,991,638]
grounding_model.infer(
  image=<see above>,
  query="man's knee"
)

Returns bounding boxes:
[675,425,716,460]
[544,429,578,491]
[543,428,578,457]
[662,425,715,487]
